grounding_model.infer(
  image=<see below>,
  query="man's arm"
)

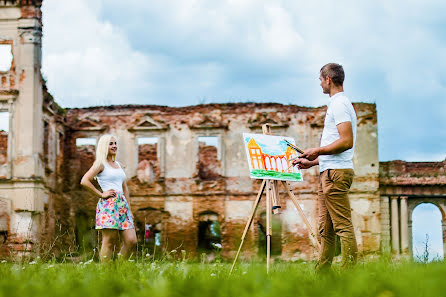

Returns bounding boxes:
[300,121,354,161]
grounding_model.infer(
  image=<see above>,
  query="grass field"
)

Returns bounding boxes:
[0,258,445,297]
[250,169,303,181]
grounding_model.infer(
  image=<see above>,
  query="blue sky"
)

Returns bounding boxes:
[412,203,443,262]
[40,0,445,162]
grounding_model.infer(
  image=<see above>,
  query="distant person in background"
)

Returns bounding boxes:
[81,134,137,262]
[145,224,153,243]
[293,63,358,271]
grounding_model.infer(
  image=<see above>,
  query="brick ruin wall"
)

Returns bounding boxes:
[43,102,381,260]
[380,160,446,186]
[378,160,446,255]
[379,160,446,199]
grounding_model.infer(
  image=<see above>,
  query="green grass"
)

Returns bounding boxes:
[251,169,302,181]
[0,258,445,297]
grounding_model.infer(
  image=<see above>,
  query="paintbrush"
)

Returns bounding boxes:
[283,139,305,171]
[283,139,304,154]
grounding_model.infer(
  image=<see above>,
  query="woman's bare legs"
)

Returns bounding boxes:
[100,229,119,262]
[120,228,137,259]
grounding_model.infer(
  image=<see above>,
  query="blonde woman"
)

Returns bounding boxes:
[80,134,137,261]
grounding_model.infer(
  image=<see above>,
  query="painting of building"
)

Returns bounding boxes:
[243,133,303,182]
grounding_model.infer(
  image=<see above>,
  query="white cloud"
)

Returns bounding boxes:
[41,0,151,107]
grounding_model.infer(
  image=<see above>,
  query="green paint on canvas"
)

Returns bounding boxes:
[250,169,303,181]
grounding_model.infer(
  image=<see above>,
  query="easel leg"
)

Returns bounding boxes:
[266,180,272,274]
[229,180,266,275]
[271,180,280,214]
[282,181,321,253]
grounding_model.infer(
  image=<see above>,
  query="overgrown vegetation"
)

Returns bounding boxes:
[0,257,445,297]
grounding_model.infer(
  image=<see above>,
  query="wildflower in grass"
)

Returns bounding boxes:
[29,261,37,265]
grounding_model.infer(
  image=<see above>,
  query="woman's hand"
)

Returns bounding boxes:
[101,189,117,199]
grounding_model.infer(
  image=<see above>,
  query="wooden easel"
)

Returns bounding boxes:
[229,124,321,274]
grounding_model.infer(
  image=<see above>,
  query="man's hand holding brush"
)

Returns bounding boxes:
[284,139,319,170]
[292,157,318,169]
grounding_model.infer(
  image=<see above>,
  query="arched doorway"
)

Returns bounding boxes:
[134,207,167,254]
[412,203,444,262]
[197,211,222,252]
[74,211,97,255]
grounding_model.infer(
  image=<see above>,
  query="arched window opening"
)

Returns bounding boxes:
[137,137,160,183]
[412,203,444,262]
[197,136,221,180]
[0,44,13,72]
[76,138,96,188]
[257,212,282,256]
[198,212,221,252]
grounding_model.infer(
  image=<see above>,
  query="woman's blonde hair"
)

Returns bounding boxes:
[93,134,117,170]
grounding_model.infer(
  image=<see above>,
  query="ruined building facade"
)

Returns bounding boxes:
[0,1,445,259]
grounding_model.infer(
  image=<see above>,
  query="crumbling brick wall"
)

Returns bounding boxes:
[379,160,446,255]
[56,103,382,260]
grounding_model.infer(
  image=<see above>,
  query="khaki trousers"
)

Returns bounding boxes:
[316,168,357,270]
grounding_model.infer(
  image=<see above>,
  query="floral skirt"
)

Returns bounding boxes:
[95,192,134,230]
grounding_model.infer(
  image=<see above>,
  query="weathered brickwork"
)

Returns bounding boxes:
[56,102,380,260]
[379,160,446,256]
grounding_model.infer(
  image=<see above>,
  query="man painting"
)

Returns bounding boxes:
[293,63,358,271]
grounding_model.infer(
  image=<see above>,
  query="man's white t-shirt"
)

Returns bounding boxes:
[318,92,357,173]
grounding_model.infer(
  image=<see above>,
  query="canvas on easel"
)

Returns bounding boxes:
[243,133,303,182]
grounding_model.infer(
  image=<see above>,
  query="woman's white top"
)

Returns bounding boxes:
[96,161,126,193]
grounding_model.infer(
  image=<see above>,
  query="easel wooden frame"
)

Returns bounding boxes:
[230,124,321,274]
